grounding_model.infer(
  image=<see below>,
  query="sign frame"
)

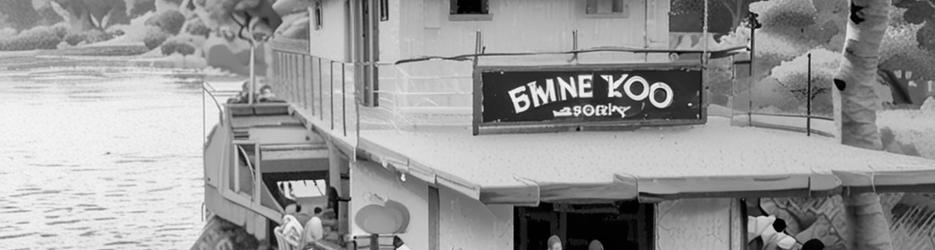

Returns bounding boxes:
[472,62,707,135]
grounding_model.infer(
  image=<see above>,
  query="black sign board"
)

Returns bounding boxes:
[473,63,705,135]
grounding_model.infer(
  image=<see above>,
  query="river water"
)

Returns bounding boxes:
[0,66,236,249]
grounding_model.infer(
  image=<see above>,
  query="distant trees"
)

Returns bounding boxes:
[202,0,281,41]
[143,25,170,49]
[185,18,211,38]
[0,24,68,50]
[0,0,41,31]
[894,0,935,52]
[145,9,186,35]
[46,0,131,31]
[670,0,760,33]
[127,0,156,19]
[160,39,190,55]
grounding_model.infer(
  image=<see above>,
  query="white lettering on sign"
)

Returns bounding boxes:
[506,74,675,115]
[604,74,628,98]
[553,104,632,118]
[508,85,530,113]
[528,80,557,107]
[578,74,594,98]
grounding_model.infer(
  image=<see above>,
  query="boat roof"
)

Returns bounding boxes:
[357,117,935,205]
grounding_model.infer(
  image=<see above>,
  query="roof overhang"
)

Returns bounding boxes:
[356,117,935,205]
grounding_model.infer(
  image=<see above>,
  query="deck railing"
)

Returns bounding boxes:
[269,42,358,141]
[269,38,756,134]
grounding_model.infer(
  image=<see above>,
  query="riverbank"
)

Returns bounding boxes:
[0,45,210,72]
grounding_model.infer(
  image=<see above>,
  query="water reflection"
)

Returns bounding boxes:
[0,67,237,249]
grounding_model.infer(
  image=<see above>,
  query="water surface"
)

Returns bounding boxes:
[0,66,236,249]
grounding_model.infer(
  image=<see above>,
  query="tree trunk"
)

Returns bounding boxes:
[832,0,893,249]
[49,0,97,31]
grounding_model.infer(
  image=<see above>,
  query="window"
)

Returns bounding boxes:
[449,0,491,21]
[514,201,654,250]
[314,1,323,30]
[586,0,627,16]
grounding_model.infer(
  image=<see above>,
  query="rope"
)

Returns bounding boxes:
[393,46,748,65]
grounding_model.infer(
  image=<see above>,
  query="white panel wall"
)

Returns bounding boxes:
[308,0,350,61]
[349,161,430,250]
[655,198,740,250]
[439,187,513,250]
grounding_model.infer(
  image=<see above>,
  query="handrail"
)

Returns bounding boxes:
[392,45,749,65]
[202,82,227,126]
[747,111,834,121]
[236,144,258,180]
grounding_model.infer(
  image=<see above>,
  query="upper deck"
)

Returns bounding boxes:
[260,0,935,206]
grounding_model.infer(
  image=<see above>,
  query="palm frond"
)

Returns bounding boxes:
[890,204,935,250]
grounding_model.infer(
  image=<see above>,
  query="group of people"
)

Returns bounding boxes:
[542,215,826,250]
[227,80,284,104]
[275,202,339,250]
[545,235,608,250]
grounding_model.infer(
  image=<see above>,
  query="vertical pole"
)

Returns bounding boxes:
[249,42,256,105]
[474,31,482,67]
[331,61,335,130]
[319,57,324,119]
[572,30,578,63]
[254,145,261,204]
[342,63,347,137]
[702,0,709,65]
[748,18,755,126]
[202,84,205,144]
[644,0,650,62]
[807,53,812,136]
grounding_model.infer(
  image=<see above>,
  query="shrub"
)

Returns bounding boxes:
[64,33,85,46]
[161,40,178,55]
[0,25,63,51]
[143,26,170,50]
[186,18,211,38]
[176,42,195,56]
[161,39,196,56]
[86,29,113,44]
[64,29,114,46]
[145,10,186,35]
[51,23,69,39]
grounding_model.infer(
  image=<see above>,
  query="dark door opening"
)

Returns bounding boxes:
[514,201,654,250]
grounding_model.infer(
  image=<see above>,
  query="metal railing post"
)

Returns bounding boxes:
[331,60,335,130]
[807,53,812,136]
[319,57,324,119]
[342,63,347,137]
[249,42,256,105]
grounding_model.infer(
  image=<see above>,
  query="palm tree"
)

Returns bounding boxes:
[833,0,896,249]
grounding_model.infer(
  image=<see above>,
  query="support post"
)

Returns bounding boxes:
[249,42,256,105]
[807,53,812,136]
[748,15,755,126]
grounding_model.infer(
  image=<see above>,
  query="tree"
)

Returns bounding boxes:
[45,0,129,31]
[893,0,935,52]
[145,9,186,34]
[832,0,895,249]
[185,17,212,37]
[143,25,169,49]
[127,0,156,18]
[670,0,761,33]
[202,0,281,41]
[0,0,41,31]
